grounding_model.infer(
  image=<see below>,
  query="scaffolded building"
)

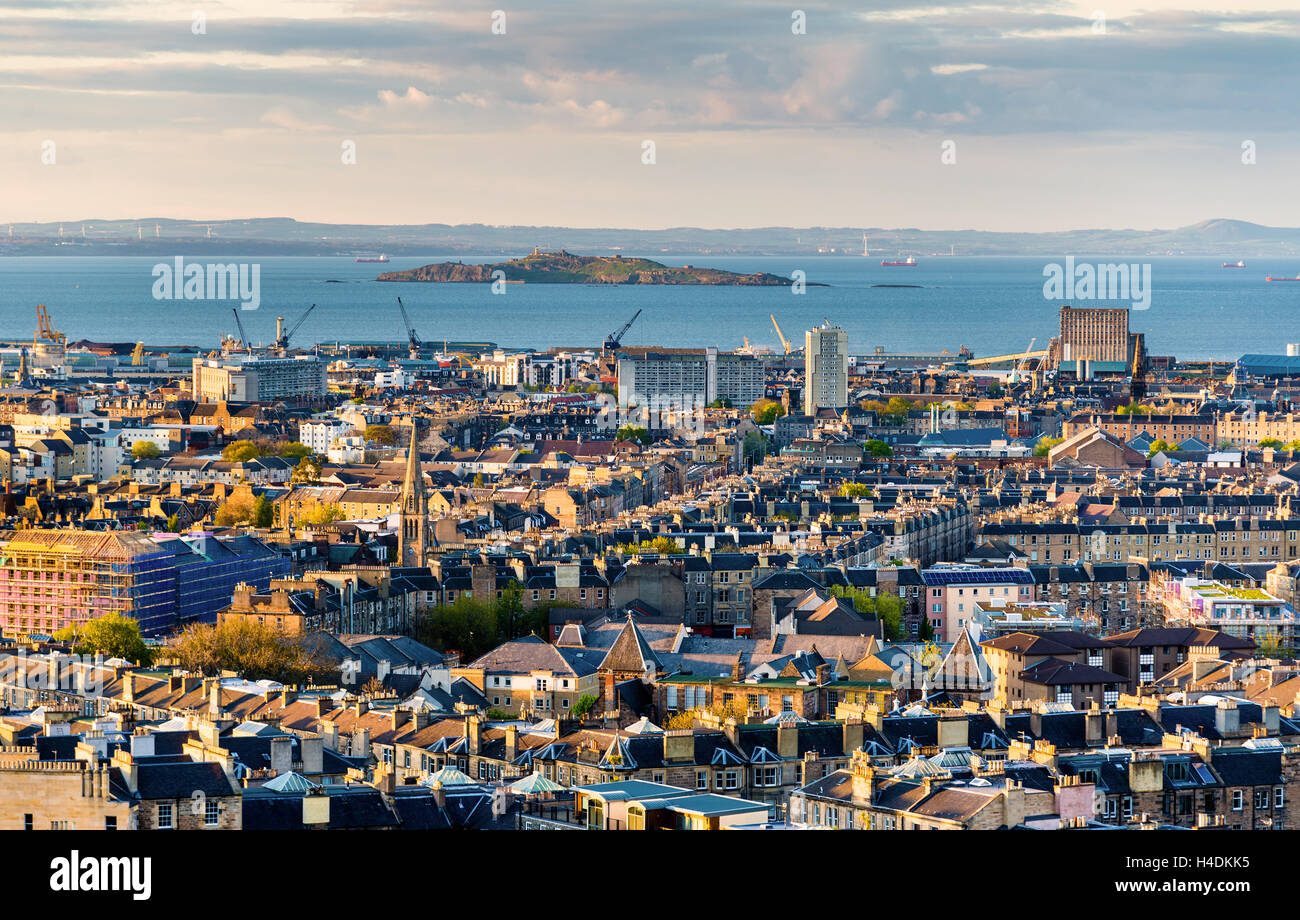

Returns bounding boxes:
[0,529,288,637]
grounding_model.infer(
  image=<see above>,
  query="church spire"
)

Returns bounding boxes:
[402,424,425,511]
[398,425,427,566]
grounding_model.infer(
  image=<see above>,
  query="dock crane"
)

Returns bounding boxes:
[230,308,252,353]
[1008,337,1036,385]
[397,296,422,359]
[274,304,315,353]
[770,314,793,356]
[603,309,641,352]
[131,342,145,366]
[35,305,66,345]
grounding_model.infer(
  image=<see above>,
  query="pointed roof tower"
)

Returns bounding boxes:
[401,425,426,512]
[599,613,663,676]
[398,425,428,567]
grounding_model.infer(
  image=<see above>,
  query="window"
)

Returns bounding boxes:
[105,816,117,830]
[1276,787,1285,809]
[1232,789,1244,811]
[205,801,219,826]
[1255,789,1269,809]
[157,803,173,829]
[23,814,32,831]
[697,771,708,790]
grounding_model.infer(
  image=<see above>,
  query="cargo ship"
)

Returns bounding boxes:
[1266,273,1300,282]
[355,253,390,263]
[880,256,917,267]
[1222,260,1246,268]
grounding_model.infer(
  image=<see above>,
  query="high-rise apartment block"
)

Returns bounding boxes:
[804,323,848,416]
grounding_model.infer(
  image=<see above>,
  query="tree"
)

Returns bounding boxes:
[165,513,181,533]
[1147,439,1172,457]
[616,425,651,445]
[742,430,768,465]
[986,382,1004,398]
[302,504,343,526]
[1116,401,1152,416]
[830,585,904,641]
[222,440,262,462]
[1259,438,1284,449]
[250,494,274,528]
[615,536,685,555]
[839,482,872,498]
[707,398,733,409]
[414,595,502,661]
[168,619,330,684]
[291,455,324,483]
[917,615,934,641]
[1034,436,1065,457]
[364,424,397,446]
[750,399,785,425]
[214,494,254,526]
[861,396,914,426]
[277,442,311,461]
[863,439,893,458]
[874,594,904,642]
[132,441,160,460]
[571,694,599,718]
[472,473,485,488]
[55,613,154,665]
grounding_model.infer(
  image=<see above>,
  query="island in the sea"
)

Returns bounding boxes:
[376,249,820,285]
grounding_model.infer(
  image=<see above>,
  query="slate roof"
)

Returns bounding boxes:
[599,615,664,674]
[1019,658,1128,687]
[135,759,239,800]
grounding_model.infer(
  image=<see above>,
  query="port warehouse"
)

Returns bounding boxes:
[0,530,288,637]
[1234,354,1300,379]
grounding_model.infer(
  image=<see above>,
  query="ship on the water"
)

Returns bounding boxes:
[355,253,390,263]
[881,256,917,267]
[1266,273,1300,282]
[1222,260,1246,268]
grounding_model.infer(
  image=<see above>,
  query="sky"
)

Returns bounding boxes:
[3,0,1299,231]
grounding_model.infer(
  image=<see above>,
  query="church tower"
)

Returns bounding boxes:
[398,426,428,567]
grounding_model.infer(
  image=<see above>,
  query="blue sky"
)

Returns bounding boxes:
[3,0,1299,230]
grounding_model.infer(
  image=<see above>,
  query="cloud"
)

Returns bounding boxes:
[377,86,433,108]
